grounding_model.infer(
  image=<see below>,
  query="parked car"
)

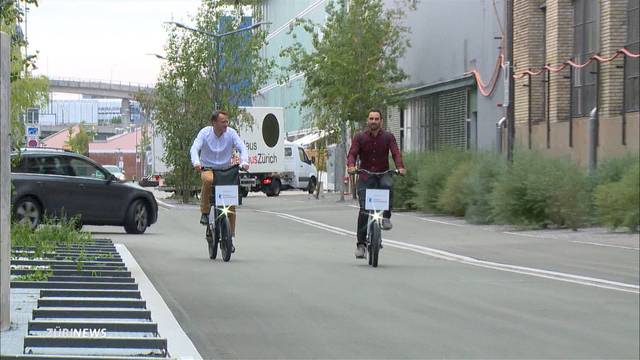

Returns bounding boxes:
[10,148,158,234]
[102,165,126,181]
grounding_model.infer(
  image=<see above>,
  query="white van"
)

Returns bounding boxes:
[282,141,318,192]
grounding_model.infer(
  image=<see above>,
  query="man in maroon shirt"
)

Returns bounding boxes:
[347,109,406,259]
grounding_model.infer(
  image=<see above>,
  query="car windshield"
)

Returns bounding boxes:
[103,165,122,173]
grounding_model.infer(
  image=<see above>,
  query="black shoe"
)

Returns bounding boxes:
[200,213,209,225]
[381,218,393,230]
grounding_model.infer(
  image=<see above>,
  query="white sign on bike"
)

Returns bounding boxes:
[365,189,390,211]
[215,185,239,206]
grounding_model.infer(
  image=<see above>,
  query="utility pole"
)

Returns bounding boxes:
[505,0,515,162]
[1,31,11,331]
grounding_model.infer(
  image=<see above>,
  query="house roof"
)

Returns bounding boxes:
[90,127,148,154]
[41,125,80,149]
[41,125,149,154]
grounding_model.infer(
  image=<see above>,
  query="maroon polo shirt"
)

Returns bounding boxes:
[347,129,404,179]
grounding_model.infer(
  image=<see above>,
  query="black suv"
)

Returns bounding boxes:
[11,148,158,234]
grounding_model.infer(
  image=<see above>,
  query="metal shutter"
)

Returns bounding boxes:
[437,89,467,149]
[386,106,401,142]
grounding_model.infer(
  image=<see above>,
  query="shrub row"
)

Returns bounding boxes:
[393,149,639,232]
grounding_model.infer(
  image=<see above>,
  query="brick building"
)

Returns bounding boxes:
[512,0,639,165]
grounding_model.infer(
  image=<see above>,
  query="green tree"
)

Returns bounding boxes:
[154,0,273,202]
[280,0,413,137]
[66,123,91,155]
[1,0,48,149]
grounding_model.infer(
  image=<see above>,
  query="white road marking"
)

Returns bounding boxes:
[418,217,468,228]
[503,231,546,238]
[570,240,640,251]
[116,244,203,360]
[257,210,639,294]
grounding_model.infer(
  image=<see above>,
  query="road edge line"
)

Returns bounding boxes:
[116,244,202,360]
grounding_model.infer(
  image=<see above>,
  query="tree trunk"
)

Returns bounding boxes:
[181,169,190,204]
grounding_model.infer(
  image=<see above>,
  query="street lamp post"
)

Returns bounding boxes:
[165,20,268,112]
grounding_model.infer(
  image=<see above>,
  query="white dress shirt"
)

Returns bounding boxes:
[190,126,249,169]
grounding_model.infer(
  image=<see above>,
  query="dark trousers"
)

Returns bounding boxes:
[356,174,393,245]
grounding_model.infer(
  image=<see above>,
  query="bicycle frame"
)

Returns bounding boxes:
[354,168,399,267]
[205,165,240,262]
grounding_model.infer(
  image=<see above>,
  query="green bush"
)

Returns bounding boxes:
[594,163,639,232]
[392,152,425,209]
[414,148,471,212]
[491,150,590,229]
[438,161,472,216]
[464,152,507,224]
[593,154,640,185]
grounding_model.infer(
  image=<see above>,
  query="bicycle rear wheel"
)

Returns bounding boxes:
[370,222,381,267]
[220,216,232,262]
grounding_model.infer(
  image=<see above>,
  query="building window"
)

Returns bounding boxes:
[572,0,599,117]
[625,0,640,112]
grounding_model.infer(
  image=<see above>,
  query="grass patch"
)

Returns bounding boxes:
[594,163,639,232]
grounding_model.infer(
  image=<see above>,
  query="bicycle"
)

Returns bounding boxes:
[204,165,240,262]
[353,168,400,268]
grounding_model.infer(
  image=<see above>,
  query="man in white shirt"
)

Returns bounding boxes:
[190,111,249,237]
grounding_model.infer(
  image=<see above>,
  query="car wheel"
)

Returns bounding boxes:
[124,200,149,234]
[268,179,281,197]
[307,177,317,194]
[13,197,42,229]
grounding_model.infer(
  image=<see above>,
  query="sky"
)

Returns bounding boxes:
[27,0,202,87]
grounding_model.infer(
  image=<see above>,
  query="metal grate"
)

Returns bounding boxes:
[10,239,170,358]
[437,89,467,149]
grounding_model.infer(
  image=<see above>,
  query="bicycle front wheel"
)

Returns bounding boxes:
[206,225,218,259]
[220,216,233,262]
[370,222,381,268]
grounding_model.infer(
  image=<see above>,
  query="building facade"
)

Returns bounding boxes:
[39,99,142,126]
[385,0,506,152]
[513,0,639,165]
[254,0,329,136]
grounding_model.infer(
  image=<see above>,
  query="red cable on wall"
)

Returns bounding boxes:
[513,47,640,80]
[467,53,504,97]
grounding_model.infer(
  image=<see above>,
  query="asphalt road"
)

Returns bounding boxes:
[87,192,640,359]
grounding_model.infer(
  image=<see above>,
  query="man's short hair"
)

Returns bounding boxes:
[368,109,383,118]
[210,110,229,122]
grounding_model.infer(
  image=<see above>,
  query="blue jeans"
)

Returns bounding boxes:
[356,174,393,245]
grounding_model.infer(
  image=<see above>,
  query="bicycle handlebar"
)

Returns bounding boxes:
[201,164,250,173]
[350,168,401,176]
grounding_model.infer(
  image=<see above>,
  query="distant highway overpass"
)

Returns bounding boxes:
[48,77,154,99]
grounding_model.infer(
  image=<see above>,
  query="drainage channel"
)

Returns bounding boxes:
[9,239,172,359]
